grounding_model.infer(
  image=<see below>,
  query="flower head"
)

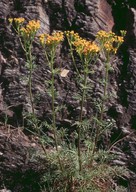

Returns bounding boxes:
[39,32,64,46]
[65,31,80,42]
[26,20,40,33]
[14,17,25,24]
[64,30,99,57]
[8,18,13,23]
[8,17,25,25]
[46,32,64,45]
[96,30,126,54]
[39,34,45,45]
[8,17,25,27]
[73,38,99,56]
[96,30,115,43]
[20,20,40,37]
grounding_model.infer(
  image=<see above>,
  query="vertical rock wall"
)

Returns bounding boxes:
[0,0,136,191]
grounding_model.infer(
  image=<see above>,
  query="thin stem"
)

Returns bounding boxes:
[44,49,50,66]
[13,26,26,53]
[78,60,88,172]
[91,55,110,158]
[68,39,80,76]
[50,48,58,150]
[27,46,35,115]
[79,68,88,121]
[100,56,109,121]
[108,131,135,151]
[41,142,48,156]
[15,26,35,116]
[77,124,82,172]
[50,46,63,171]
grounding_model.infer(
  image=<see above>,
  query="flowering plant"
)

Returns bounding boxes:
[8,18,127,191]
[9,18,40,116]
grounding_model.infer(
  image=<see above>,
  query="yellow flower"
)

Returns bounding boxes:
[39,34,45,45]
[39,32,64,46]
[103,42,113,52]
[64,31,99,56]
[113,48,117,54]
[20,27,27,33]
[26,20,40,33]
[8,17,25,25]
[114,36,124,43]
[73,37,99,56]
[65,31,80,42]
[82,42,99,56]
[20,20,40,38]
[96,30,109,39]
[96,30,116,43]
[8,18,13,23]
[65,30,78,37]
[96,30,126,54]
[14,17,25,24]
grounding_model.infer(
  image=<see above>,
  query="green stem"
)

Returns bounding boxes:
[17,29,35,116]
[50,46,63,171]
[44,49,50,66]
[78,60,88,172]
[100,57,109,121]
[51,49,58,150]
[92,55,110,157]
[68,39,80,76]
[27,46,35,115]
[13,26,26,53]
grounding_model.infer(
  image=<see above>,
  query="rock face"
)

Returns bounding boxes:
[0,0,136,191]
[0,124,46,192]
[0,0,116,125]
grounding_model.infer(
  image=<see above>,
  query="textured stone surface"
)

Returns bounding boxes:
[0,124,46,192]
[0,0,136,191]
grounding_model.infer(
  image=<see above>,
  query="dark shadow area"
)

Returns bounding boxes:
[1,168,43,192]
[130,115,136,129]
[109,1,135,108]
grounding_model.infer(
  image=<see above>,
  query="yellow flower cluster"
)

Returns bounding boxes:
[27,20,40,32]
[114,35,124,43]
[8,17,25,24]
[104,42,117,53]
[73,38,99,56]
[39,32,64,46]
[39,34,45,45]
[8,18,40,38]
[65,30,80,42]
[96,30,114,39]
[96,30,125,54]
[65,31,99,56]
[20,20,40,36]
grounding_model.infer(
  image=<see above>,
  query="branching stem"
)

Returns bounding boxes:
[68,39,79,76]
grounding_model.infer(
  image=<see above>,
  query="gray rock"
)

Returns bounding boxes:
[0,0,136,191]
